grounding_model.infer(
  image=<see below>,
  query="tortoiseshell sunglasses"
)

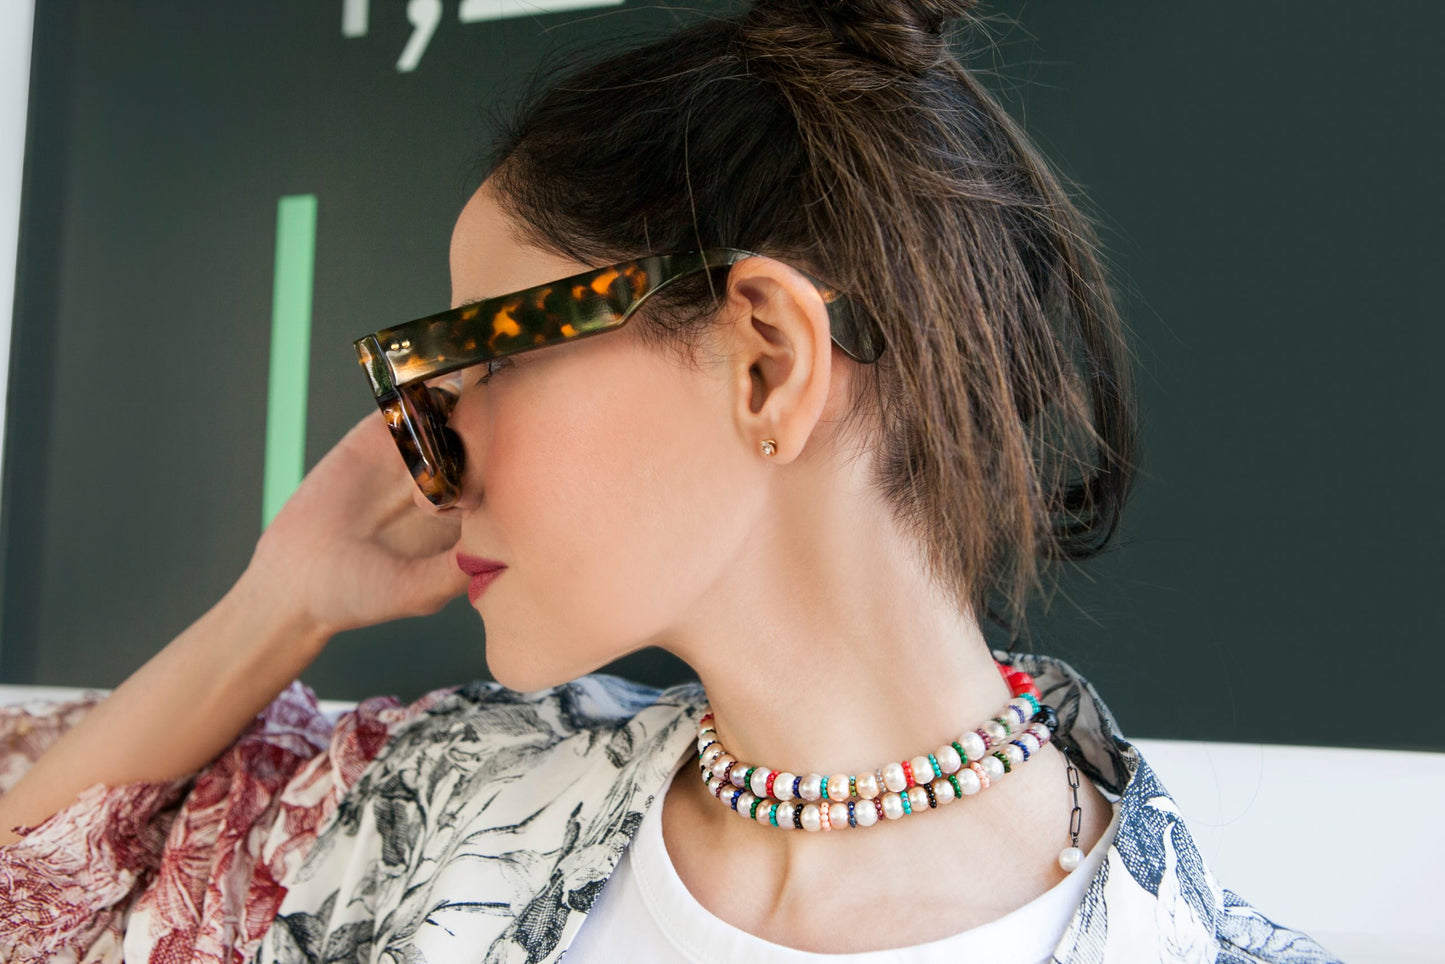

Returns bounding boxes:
[353,247,883,508]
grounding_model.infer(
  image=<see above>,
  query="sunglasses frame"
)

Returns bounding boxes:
[353,247,883,507]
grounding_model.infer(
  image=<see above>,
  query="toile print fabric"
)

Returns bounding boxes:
[0,654,1340,963]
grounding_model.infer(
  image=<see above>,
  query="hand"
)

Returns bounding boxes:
[245,411,470,636]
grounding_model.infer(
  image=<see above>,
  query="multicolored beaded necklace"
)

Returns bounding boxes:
[695,663,1087,873]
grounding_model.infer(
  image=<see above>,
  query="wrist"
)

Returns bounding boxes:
[226,563,334,665]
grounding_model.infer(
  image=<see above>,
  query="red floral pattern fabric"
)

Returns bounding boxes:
[0,682,447,963]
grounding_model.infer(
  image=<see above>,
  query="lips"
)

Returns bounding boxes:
[456,553,506,576]
[457,553,507,603]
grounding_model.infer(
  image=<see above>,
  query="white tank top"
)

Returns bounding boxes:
[568,754,1120,962]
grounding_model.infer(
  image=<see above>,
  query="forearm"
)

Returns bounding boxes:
[0,569,332,846]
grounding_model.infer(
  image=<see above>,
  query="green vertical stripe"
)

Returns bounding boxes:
[262,194,317,528]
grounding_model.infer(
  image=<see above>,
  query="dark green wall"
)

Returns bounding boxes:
[4,2,1439,750]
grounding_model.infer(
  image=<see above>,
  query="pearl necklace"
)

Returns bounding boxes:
[695,665,1086,872]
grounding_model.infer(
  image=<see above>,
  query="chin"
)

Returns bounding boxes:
[483,637,600,695]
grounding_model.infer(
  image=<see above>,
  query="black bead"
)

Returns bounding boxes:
[1032,704,1059,731]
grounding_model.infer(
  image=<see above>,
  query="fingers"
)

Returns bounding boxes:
[398,546,471,618]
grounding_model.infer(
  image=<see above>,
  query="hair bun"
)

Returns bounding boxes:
[744,0,979,75]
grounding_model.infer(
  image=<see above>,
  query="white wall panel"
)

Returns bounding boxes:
[0,0,34,456]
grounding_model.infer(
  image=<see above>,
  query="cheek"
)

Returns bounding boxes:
[487,362,742,646]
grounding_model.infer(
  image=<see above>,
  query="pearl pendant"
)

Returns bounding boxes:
[1059,846,1084,873]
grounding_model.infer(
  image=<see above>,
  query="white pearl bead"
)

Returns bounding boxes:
[1059,846,1084,872]
[714,753,736,781]
[1028,723,1052,746]
[700,744,724,769]
[981,755,1006,781]
[983,720,1009,744]
[882,763,907,793]
[775,771,797,800]
[730,764,750,789]
[906,786,929,813]
[881,792,905,820]
[1019,733,1041,756]
[800,803,822,832]
[910,755,933,783]
[827,774,851,802]
[935,744,962,774]
[959,732,985,761]
[776,801,796,829]
[956,768,982,795]
[755,800,774,826]
[931,777,955,806]
[1003,744,1025,766]
[854,801,878,827]
[829,802,850,829]
[736,791,756,817]
[750,768,770,798]
[854,771,880,799]
[706,777,724,797]
[798,774,823,802]
[1008,700,1031,725]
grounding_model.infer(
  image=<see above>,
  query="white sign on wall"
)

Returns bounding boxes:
[342,0,627,72]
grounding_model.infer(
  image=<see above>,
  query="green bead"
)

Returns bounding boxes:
[952,741,967,765]
[947,773,963,798]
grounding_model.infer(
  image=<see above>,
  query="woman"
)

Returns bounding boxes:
[0,1,1337,961]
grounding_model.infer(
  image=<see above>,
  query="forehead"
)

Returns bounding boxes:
[449,181,591,309]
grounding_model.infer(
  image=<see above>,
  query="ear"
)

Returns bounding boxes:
[718,256,837,464]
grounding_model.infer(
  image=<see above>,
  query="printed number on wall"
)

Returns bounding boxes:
[342,0,627,73]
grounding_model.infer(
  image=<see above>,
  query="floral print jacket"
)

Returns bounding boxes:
[0,653,1339,963]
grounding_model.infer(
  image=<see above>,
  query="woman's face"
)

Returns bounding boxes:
[439,180,762,691]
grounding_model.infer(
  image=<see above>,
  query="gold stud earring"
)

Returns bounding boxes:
[760,439,777,457]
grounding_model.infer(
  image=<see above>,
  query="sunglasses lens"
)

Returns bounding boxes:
[379,377,465,507]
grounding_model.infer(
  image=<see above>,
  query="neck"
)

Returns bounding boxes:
[653,478,1096,948]
[692,606,1011,781]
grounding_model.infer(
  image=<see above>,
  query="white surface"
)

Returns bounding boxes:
[0,684,1438,960]
[1133,738,1444,963]
[0,0,34,464]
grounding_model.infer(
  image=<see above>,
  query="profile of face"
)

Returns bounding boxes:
[438,179,835,692]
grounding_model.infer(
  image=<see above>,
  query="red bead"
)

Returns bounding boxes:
[765,771,777,796]
[700,712,714,724]
[901,760,915,788]
[1021,684,1041,700]
[995,661,1012,679]
[1005,671,1034,694]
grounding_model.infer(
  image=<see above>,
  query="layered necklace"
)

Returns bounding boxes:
[695,662,1087,872]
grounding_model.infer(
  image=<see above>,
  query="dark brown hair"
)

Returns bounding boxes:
[481,0,1140,643]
